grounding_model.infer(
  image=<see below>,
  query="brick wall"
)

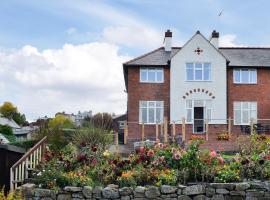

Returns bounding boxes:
[227,67,270,119]
[127,66,170,141]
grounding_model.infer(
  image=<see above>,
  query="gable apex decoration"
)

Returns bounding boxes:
[170,30,229,62]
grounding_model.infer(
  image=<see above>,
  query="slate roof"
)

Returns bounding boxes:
[219,48,270,67]
[0,117,20,129]
[124,47,270,67]
[124,47,180,66]
[0,133,9,144]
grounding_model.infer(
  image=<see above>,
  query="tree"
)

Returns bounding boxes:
[0,102,17,119]
[13,112,28,126]
[0,102,28,126]
[84,112,113,130]
[48,115,74,129]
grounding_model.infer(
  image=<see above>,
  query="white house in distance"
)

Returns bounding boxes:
[55,110,92,126]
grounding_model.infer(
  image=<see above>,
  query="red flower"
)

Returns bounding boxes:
[91,146,97,152]
[265,155,270,160]
[147,149,155,157]
[139,146,145,154]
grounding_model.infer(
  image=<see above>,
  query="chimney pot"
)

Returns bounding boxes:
[212,30,219,38]
[210,30,219,48]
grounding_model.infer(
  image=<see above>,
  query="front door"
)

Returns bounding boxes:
[193,107,204,133]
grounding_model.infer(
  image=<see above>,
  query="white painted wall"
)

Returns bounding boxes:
[170,33,227,124]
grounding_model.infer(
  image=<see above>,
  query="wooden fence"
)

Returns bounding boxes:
[10,136,47,191]
[115,117,270,149]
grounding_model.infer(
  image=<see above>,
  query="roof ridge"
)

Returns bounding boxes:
[219,47,270,49]
[124,47,164,65]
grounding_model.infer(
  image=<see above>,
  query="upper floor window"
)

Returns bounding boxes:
[140,67,164,83]
[233,69,257,84]
[186,62,211,81]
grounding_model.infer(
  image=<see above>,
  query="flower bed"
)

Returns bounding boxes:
[33,134,270,190]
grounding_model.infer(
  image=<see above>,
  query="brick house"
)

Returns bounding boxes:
[123,30,270,151]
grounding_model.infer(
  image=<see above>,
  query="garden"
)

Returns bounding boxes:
[33,131,270,191]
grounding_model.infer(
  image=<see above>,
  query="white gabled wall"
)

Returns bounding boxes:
[170,33,227,124]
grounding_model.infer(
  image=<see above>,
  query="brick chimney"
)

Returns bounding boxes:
[210,30,219,48]
[164,30,172,52]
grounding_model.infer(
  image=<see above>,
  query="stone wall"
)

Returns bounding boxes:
[22,181,270,200]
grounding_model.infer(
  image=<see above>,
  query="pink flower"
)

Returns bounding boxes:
[217,156,224,164]
[210,150,217,157]
[147,149,155,157]
[173,151,182,160]
[171,148,177,154]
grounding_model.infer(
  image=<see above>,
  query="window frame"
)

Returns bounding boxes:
[233,101,257,125]
[140,67,164,83]
[185,99,213,123]
[139,101,164,124]
[185,62,212,81]
[233,68,257,84]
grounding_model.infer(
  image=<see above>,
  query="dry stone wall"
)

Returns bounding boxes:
[22,181,270,200]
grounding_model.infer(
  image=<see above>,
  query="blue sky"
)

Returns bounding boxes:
[0,0,269,120]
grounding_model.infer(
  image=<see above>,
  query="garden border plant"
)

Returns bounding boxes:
[33,132,270,191]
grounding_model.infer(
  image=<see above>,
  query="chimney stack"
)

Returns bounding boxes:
[210,30,219,48]
[164,30,172,52]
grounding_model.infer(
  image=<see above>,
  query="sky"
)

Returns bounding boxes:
[0,0,270,121]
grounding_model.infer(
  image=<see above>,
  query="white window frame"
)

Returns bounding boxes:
[233,68,257,84]
[140,67,164,83]
[139,101,164,124]
[186,62,212,81]
[233,101,257,125]
[185,99,212,123]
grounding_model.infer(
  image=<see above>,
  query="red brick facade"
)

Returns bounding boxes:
[127,66,170,141]
[126,65,270,151]
[227,67,270,119]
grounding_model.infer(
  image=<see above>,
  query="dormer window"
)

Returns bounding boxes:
[140,67,164,83]
[186,62,211,81]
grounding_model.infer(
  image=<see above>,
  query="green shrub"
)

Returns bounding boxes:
[2,134,16,143]
[72,127,113,150]
[0,125,13,135]
[10,139,38,150]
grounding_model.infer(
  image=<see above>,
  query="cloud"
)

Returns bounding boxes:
[0,43,131,121]
[219,34,247,47]
[66,27,77,35]
[102,26,162,49]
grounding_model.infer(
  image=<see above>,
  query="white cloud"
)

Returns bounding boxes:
[0,43,131,121]
[220,34,247,47]
[102,26,162,49]
[66,27,77,35]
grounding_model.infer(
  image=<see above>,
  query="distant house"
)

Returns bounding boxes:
[0,117,20,129]
[13,126,39,141]
[0,117,38,141]
[55,110,92,127]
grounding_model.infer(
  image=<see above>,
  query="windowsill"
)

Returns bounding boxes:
[233,83,257,85]
[140,81,164,84]
[139,123,163,125]
[185,80,212,82]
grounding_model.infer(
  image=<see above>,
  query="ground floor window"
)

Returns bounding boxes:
[234,101,257,125]
[139,101,164,124]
